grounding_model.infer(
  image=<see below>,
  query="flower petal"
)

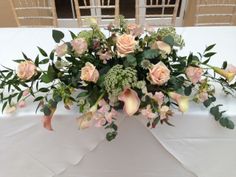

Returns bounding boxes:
[118,88,140,116]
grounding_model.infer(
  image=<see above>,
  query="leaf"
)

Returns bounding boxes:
[204,44,215,52]
[222,61,227,69]
[39,58,49,64]
[39,88,50,92]
[204,52,216,58]
[184,86,192,96]
[106,131,117,141]
[69,31,77,39]
[202,58,210,64]
[124,55,137,67]
[37,47,48,57]
[2,102,7,113]
[17,91,23,102]
[13,59,25,63]
[77,91,89,98]
[143,49,160,59]
[22,52,29,60]
[34,96,44,102]
[226,119,234,129]
[42,105,51,116]
[52,30,64,43]
[35,55,39,66]
[49,51,55,61]
[163,35,174,46]
[203,97,216,107]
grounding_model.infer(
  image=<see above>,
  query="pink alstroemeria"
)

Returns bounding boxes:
[18,100,26,108]
[153,91,164,106]
[105,108,117,123]
[168,92,189,112]
[159,105,172,120]
[118,88,140,116]
[212,66,236,82]
[140,105,157,119]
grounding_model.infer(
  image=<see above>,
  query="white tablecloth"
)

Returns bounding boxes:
[0,27,236,177]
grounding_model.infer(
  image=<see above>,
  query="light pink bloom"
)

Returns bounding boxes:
[118,88,140,116]
[116,34,137,57]
[97,50,112,64]
[71,38,88,55]
[5,105,16,114]
[18,100,26,108]
[140,105,157,119]
[153,91,164,106]
[105,108,117,123]
[198,92,208,102]
[145,24,155,34]
[80,62,99,83]
[93,112,106,128]
[55,43,68,57]
[185,66,203,84]
[159,105,172,120]
[98,99,110,113]
[151,41,171,54]
[127,23,143,36]
[23,89,30,96]
[226,64,236,74]
[168,92,189,112]
[17,61,37,80]
[149,61,170,85]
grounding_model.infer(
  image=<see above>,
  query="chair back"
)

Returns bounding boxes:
[136,0,180,26]
[195,0,236,26]
[10,0,58,27]
[73,0,120,27]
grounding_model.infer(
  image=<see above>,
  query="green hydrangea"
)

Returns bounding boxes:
[157,27,185,48]
[104,65,138,102]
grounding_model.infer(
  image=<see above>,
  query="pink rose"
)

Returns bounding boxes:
[80,62,99,83]
[17,61,37,80]
[55,43,68,57]
[71,38,88,55]
[118,88,140,116]
[153,91,164,106]
[185,66,203,84]
[151,41,171,54]
[116,34,137,57]
[127,23,143,37]
[149,61,170,85]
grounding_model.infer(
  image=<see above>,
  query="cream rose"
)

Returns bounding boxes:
[80,62,99,83]
[149,61,170,85]
[17,61,37,80]
[151,41,171,54]
[71,38,88,55]
[116,34,136,57]
[55,43,68,57]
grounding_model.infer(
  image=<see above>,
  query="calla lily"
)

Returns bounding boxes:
[118,88,140,116]
[76,104,98,129]
[77,112,94,129]
[168,92,189,112]
[211,66,235,82]
[42,108,56,131]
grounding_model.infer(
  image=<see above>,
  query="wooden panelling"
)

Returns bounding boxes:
[0,0,17,27]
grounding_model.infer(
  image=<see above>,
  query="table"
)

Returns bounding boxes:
[0,27,236,177]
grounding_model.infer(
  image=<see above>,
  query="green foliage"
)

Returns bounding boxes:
[143,49,160,59]
[52,30,64,43]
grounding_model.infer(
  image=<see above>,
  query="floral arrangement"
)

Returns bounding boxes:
[1,17,236,141]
